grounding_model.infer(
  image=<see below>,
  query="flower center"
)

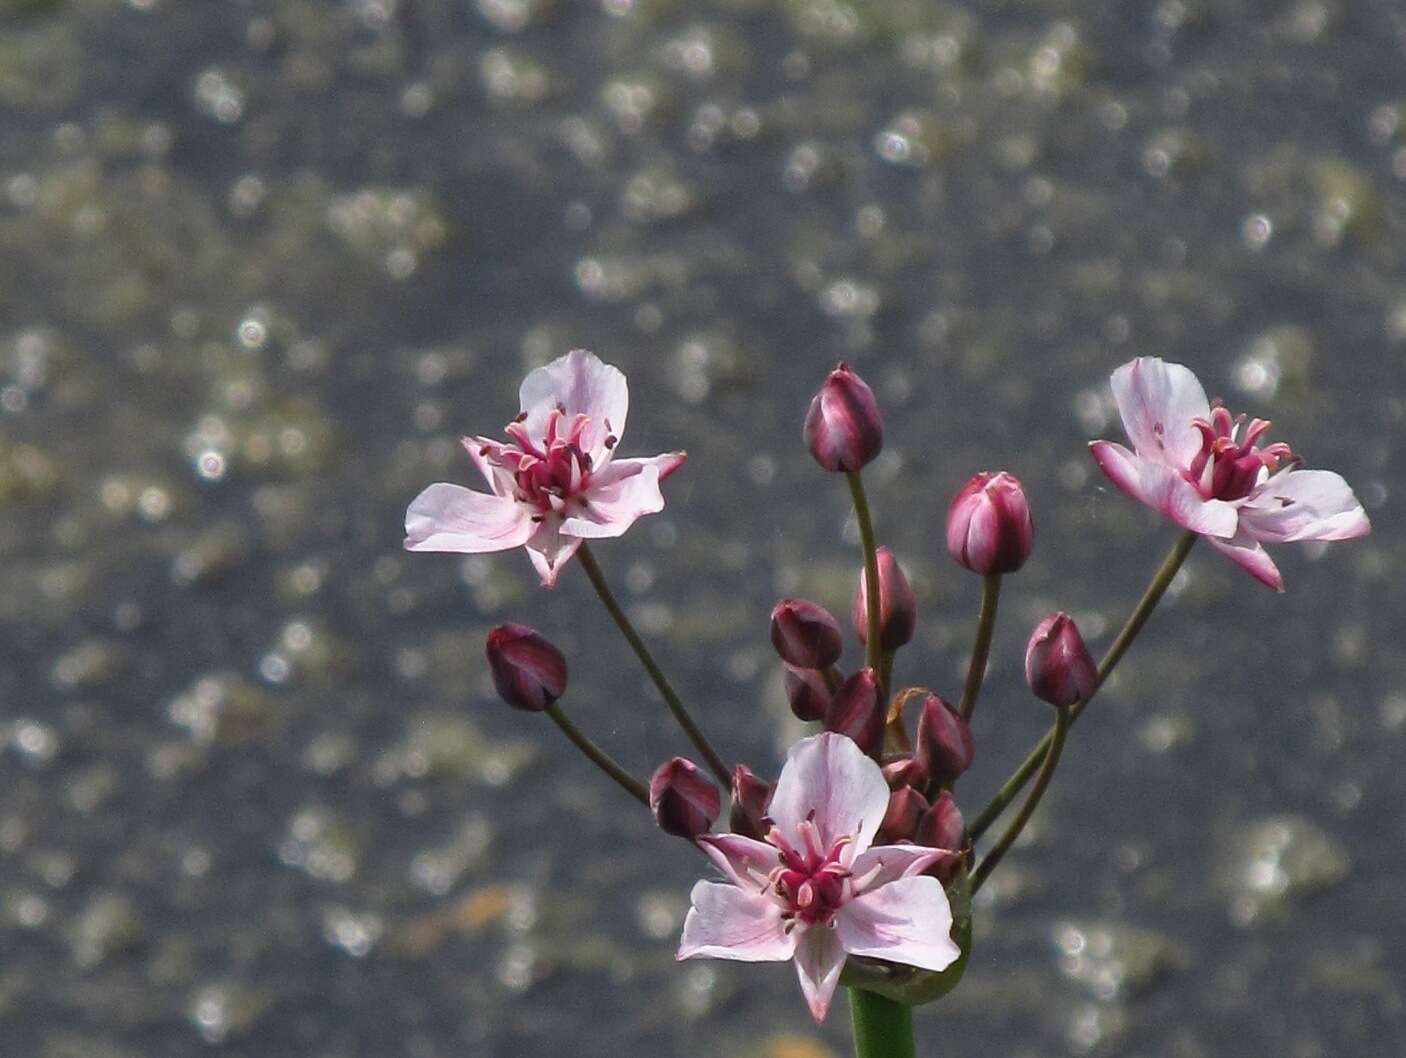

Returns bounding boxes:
[766,820,857,928]
[482,407,616,517]
[1186,405,1294,502]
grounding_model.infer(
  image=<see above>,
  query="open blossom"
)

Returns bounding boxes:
[404,350,685,587]
[677,733,961,1023]
[1089,357,1369,591]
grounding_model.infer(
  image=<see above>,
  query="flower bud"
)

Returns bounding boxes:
[803,363,883,472]
[770,599,843,669]
[946,471,1034,575]
[782,663,832,723]
[881,754,928,791]
[823,667,885,755]
[729,764,773,840]
[915,694,974,787]
[916,790,966,851]
[852,546,917,651]
[1025,612,1097,708]
[485,623,567,712]
[876,786,930,844]
[649,758,720,838]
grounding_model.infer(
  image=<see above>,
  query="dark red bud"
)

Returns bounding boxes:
[770,598,843,669]
[824,667,885,755]
[803,363,884,472]
[649,758,721,839]
[876,786,930,844]
[852,546,917,651]
[729,764,773,840]
[916,791,967,884]
[485,623,567,712]
[946,471,1034,575]
[916,694,974,786]
[881,754,929,791]
[1025,612,1097,708]
[782,663,832,723]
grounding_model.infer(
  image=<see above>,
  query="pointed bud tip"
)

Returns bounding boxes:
[649,758,721,838]
[916,694,974,786]
[946,471,1034,575]
[852,546,917,650]
[823,667,885,755]
[803,364,884,473]
[1025,612,1097,708]
[770,598,843,669]
[485,623,567,712]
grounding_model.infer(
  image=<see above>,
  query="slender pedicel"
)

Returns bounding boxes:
[575,541,732,787]
[969,530,1197,841]
[544,703,648,806]
[957,573,1001,721]
[846,471,885,698]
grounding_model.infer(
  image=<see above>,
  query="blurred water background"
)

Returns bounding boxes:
[1,1,1403,1055]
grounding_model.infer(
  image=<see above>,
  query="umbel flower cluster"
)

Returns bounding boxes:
[405,352,1368,1031]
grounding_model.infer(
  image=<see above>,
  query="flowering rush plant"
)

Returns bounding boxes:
[405,351,1368,1055]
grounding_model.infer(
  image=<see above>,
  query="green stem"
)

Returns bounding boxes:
[544,703,648,806]
[971,702,1070,893]
[848,987,915,1058]
[957,573,1002,721]
[574,542,732,787]
[846,471,885,700]
[970,530,1198,841]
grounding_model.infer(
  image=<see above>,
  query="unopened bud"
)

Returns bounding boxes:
[876,786,930,844]
[729,764,773,840]
[916,694,974,786]
[783,663,832,723]
[916,790,966,851]
[803,363,884,472]
[770,599,843,669]
[824,667,885,755]
[852,546,917,650]
[485,623,567,712]
[1025,612,1097,708]
[649,758,720,838]
[881,754,928,791]
[946,471,1034,575]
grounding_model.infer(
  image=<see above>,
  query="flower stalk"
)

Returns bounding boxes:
[848,988,915,1058]
[544,702,648,806]
[846,471,885,698]
[957,573,1001,721]
[970,530,1198,841]
[575,542,732,787]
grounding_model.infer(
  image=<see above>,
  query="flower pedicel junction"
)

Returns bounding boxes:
[404,351,1370,1056]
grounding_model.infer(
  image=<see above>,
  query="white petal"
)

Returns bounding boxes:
[793,925,846,1023]
[524,518,582,589]
[404,484,533,553]
[1239,469,1371,544]
[559,458,670,540]
[1108,357,1210,469]
[518,349,628,462]
[848,844,944,891]
[1090,441,1239,538]
[1205,528,1284,592]
[768,732,891,855]
[698,834,781,891]
[676,881,796,962]
[462,437,515,496]
[835,876,961,973]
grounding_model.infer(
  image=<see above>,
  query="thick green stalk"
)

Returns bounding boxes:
[575,542,732,787]
[971,702,1070,893]
[848,987,915,1058]
[846,471,885,700]
[544,703,649,805]
[969,530,1198,841]
[957,573,1001,721]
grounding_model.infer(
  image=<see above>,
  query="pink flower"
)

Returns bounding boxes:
[1090,357,1370,591]
[404,350,686,587]
[677,733,961,1023]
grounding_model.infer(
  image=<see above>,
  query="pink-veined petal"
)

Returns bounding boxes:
[835,875,961,973]
[1205,527,1284,592]
[848,844,945,892]
[697,833,781,892]
[462,437,515,496]
[1108,357,1210,469]
[1239,468,1372,544]
[559,456,679,540]
[767,733,891,855]
[518,349,628,463]
[676,881,796,962]
[793,924,846,1024]
[404,483,533,553]
[524,518,582,589]
[1090,441,1239,538]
